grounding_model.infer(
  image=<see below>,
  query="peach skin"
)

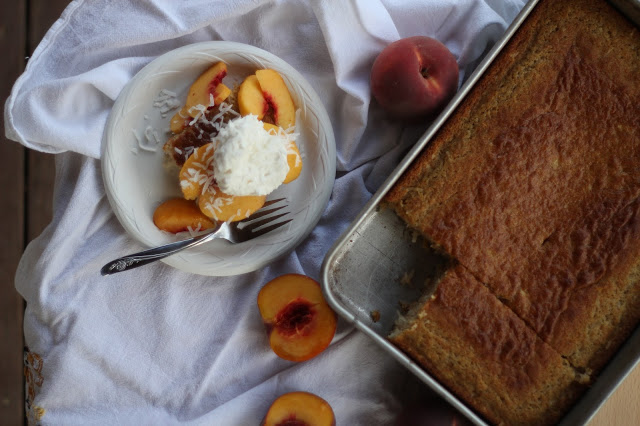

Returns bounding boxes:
[370,36,458,120]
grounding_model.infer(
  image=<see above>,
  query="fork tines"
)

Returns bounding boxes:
[238,198,292,238]
[244,197,287,221]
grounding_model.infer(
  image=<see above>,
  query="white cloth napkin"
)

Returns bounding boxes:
[6,0,524,424]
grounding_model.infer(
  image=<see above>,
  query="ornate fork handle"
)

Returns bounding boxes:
[100,226,221,275]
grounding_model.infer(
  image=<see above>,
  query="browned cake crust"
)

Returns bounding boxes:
[385,0,640,423]
[389,265,587,426]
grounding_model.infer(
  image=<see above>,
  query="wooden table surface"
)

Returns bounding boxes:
[0,1,638,425]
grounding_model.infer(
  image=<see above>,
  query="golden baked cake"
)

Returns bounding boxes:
[390,264,587,426]
[385,0,640,423]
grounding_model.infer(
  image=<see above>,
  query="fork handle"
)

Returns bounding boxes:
[100,227,220,275]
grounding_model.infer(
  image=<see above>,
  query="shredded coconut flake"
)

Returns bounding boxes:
[188,104,208,125]
[153,89,181,117]
[182,146,195,163]
[202,174,215,195]
[143,125,162,147]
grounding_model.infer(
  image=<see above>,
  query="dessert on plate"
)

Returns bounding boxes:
[153,62,302,232]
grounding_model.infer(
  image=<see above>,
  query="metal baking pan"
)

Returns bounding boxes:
[320,0,640,424]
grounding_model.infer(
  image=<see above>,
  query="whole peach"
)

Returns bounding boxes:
[370,36,459,120]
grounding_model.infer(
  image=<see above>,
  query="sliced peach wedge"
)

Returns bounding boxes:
[282,141,302,184]
[263,123,302,184]
[238,74,268,120]
[153,198,216,234]
[179,143,216,200]
[185,62,231,117]
[180,141,268,223]
[198,185,266,223]
[257,274,337,362]
[255,69,296,129]
[169,106,191,134]
[262,392,336,426]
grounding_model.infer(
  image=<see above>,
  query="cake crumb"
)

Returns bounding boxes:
[398,301,411,314]
[370,310,381,323]
[399,269,415,287]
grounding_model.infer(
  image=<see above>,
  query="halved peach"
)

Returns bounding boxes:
[262,391,335,426]
[238,74,268,119]
[198,185,266,222]
[179,143,216,200]
[255,69,296,129]
[257,274,337,362]
[185,62,230,115]
[153,198,217,233]
[169,106,191,134]
[263,123,302,184]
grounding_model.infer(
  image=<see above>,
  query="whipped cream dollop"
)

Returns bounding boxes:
[213,115,290,196]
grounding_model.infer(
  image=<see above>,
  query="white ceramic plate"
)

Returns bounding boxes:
[101,41,336,276]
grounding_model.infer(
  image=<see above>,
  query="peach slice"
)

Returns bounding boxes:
[169,106,191,134]
[186,83,231,118]
[263,123,302,184]
[179,143,216,200]
[282,142,302,184]
[185,62,231,116]
[262,391,335,426]
[212,83,232,105]
[238,74,268,120]
[255,69,296,129]
[257,274,337,362]
[153,198,216,233]
[198,185,266,222]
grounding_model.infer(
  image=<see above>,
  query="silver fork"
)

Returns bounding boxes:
[100,198,290,275]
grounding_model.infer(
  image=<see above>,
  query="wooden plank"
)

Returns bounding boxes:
[0,0,27,423]
[26,1,70,242]
[28,0,71,44]
[0,2,71,425]
[589,365,640,425]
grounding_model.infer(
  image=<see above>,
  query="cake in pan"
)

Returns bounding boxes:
[385,0,640,424]
[389,264,588,425]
